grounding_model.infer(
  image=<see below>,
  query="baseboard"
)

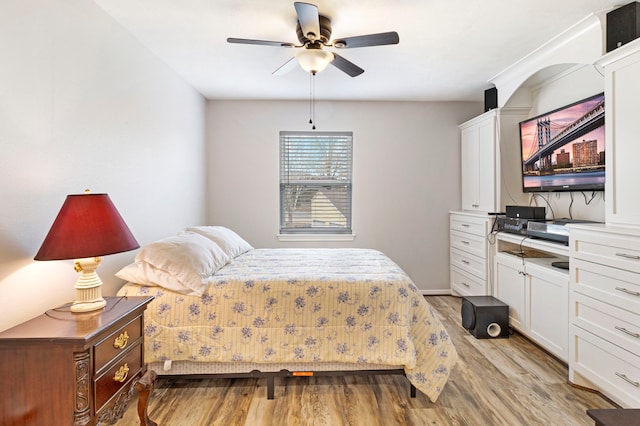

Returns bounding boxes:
[419,289,453,296]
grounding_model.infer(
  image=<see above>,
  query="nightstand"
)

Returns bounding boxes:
[0,296,156,425]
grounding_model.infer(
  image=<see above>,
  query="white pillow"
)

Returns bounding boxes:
[130,232,230,295]
[116,262,194,295]
[116,262,149,285]
[185,226,253,258]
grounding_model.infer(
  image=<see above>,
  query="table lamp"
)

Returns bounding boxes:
[34,191,139,312]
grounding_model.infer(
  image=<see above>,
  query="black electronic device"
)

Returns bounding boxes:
[497,217,530,235]
[461,296,509,339]
[551,261,570,270]
[526,221,570,245]
[506,205,546,220]
[518,93,605,193]
[484,87,498,112]
[607,2,640,52]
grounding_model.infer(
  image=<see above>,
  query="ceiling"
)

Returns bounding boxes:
[93,0,623,102]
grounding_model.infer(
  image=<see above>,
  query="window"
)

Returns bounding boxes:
[280,131,352,235]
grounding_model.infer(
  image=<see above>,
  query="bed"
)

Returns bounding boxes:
[116,226,458,402]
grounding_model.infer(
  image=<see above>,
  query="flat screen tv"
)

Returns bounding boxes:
[519,92,605,192]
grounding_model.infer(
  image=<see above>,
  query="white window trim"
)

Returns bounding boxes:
[279,130,353,236]
[277,233,356,242]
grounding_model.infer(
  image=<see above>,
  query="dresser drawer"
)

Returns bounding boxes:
[94,315,143,372]
[450,214,488,236]
[451,230,487,258]
[570,324,640,408]
[571,229,640,274]
[571,292,640,356]
[571,258,640,315]
[94,343,143,412]
[451,247,486,280]
[451,266,486,296]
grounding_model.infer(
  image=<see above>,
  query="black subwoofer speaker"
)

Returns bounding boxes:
[461,296,509,339]
[607,1,640,52]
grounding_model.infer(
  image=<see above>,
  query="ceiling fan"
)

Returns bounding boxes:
[227,2,399,77]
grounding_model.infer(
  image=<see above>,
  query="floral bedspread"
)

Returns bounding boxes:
[117,248,457,402]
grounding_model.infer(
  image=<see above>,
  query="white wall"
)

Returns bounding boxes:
[0,0,207,331]
[508,64,606,222]
[206,100,481,293]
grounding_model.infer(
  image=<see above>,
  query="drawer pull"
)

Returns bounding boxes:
[461,282,470,287]
[461,259,470,265]
[615,326,640,338]
[461,224,470,228]
[113,331,129,349]
[114,363,129,383]
[615,372,639,388]
[615,287,640,297]
[461,240,470,245]
[615,253,640,260]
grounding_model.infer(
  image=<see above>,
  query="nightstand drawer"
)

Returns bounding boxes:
[94,343,143,412]
[94,315,143,372]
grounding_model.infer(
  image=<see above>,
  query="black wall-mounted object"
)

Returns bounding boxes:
[484,87,498,112]
[461,296,509,339]
[606,1,640,52]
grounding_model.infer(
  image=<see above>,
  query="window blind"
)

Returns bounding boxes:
[280,131,353,234]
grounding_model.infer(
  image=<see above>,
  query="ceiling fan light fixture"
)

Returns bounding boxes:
[296,49,334,74]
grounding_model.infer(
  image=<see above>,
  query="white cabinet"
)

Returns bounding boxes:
[597,39,640,227]
[449,212,493,296]
[460,113,496,212]
[568,224,640,408]
[459,108,528,214]
[493,233,569,361]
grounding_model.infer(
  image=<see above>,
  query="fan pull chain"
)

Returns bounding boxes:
[309,71,316,130]
[309,72,313,127]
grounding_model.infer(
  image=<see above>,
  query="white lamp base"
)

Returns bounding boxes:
[71,257,107,313]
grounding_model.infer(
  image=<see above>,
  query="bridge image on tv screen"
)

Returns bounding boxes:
[519,93,605,192]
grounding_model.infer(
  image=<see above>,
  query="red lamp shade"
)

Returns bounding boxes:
[35,193,139,261]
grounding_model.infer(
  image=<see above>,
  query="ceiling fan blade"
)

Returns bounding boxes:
[332,31,399,48]
[227,37,295,48]
[294,2,320,41]
[331,53,364,77]
[272,57,298,76]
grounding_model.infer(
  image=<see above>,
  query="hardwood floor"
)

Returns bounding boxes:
[117,296,614,425]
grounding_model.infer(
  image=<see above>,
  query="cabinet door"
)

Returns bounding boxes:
[460,126,479,211]
[527,263,569,361]
[460,114,497,213]
[494,253,526,330]
[476,117,497,212]
[605,48,640,226]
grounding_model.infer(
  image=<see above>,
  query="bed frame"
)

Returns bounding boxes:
[149,362,417,399]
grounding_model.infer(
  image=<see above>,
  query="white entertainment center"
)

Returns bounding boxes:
[493,231,569,362]
[451,15,640,408]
